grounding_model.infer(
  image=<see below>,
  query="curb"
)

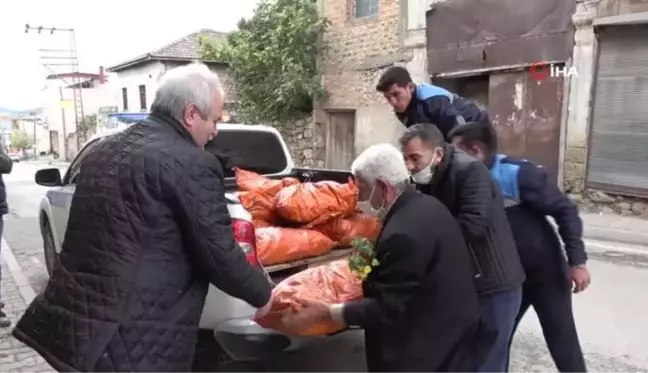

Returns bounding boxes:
[584,226,648,248]
[584,238,648,257]
[1,238,37,305]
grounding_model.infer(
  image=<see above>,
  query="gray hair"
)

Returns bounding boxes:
[151,63,225,122]
[351,143,410,190]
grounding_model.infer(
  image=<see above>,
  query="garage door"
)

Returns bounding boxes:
[587,24,648,197]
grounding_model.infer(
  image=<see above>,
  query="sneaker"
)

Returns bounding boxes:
[0,310,10,328]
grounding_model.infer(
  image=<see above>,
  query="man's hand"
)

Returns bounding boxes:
[281,298,332,330]
[569,266,591,293]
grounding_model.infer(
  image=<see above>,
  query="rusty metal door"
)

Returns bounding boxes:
[325,111,356,169]
[488,70,564,183]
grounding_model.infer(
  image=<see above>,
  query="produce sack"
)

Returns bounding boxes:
[255,259,362,336]
[235,168,300,196]
[275,179,358,225]
[239,191,275,222]
[314,213,382,247]
[255,227,335,266]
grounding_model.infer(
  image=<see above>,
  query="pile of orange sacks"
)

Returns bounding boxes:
[236,168,381,266]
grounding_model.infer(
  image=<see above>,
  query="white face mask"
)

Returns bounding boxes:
[357,183,387,219]
[411,154,438,184]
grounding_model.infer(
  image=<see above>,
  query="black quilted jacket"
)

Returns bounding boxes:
[13,111,272,372]
[416,144,525,296]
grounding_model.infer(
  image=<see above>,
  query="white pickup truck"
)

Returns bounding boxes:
[34,123,354,371]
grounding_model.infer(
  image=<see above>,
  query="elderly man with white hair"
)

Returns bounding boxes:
[292,143,488,372]
[13,63,272,372]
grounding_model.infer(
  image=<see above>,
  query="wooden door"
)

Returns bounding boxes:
[325,111,356,169]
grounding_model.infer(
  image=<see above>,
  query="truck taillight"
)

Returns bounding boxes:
[232,219,259,266]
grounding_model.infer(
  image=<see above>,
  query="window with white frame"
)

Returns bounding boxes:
[354,0,379,19]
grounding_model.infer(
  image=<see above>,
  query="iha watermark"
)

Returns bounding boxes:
[529,61,579,81]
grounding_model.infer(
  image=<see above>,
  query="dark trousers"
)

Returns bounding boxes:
[478,286,522,372]
[510,278,587,372]
[0,217,4,300]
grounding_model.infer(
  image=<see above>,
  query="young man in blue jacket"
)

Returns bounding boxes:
[376,66,489,140]
[449,121,591,372]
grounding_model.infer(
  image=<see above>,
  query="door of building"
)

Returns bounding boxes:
[325,110,356,169]
[586,24,648,198]
[488,70,565,184]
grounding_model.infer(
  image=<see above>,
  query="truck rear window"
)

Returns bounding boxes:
[205,129,289,177]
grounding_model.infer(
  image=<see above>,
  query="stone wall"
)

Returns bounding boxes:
[564,145,588,194]
[275,115,326,168]
[320,0,406,109]
[318,0,428,156]
[571,190,648,218]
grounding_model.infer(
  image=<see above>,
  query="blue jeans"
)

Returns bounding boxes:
[478,286,523,372]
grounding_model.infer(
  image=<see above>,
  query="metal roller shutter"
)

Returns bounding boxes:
[587,25,648,197]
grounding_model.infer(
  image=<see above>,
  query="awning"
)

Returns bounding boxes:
[426,0,576,75]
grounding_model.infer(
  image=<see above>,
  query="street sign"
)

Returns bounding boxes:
[59,100,74,109]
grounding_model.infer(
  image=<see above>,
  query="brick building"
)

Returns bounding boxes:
[315,0,431,169]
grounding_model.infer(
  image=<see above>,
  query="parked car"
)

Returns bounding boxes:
[34,123,353,370]
[8,151,21,162]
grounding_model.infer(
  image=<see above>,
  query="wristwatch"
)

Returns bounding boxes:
[573,263,587,269]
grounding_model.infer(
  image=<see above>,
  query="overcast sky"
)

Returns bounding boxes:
[0,0,260,110]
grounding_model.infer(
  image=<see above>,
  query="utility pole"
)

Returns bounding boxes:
[25,24,84,161]
[59,86,67,160]
[32,111,37,159]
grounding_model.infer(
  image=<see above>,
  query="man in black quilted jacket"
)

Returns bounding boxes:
[400,124,525,372]
[13,63,272,372]
[0,142,12,328]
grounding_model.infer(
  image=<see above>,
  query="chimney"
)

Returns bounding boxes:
[99,66,106,84]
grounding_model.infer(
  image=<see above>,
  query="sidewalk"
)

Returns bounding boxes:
[23,159,70,168]
[1,241,53,372]
[581,212,648,247]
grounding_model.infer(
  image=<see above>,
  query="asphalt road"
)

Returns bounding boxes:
[3,161,648,372]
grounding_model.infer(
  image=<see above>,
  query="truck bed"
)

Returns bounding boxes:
[223,166,353,191]
[230,167,355,277]
[264,248,352,273]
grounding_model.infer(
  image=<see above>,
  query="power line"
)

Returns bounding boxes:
[25,23,86,159]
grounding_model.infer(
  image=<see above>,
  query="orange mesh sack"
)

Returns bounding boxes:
[255,259,363,336]
[255,227,336,266]
[282,177,300,187]
[314,213,382,247]
[235,168,284,196]
[275,179,358,225]
[239,191,275,223]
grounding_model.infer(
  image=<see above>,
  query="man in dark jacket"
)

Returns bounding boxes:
[0,142,12,328]
[281,143,486,372]
[449,121,590,372]
[399,123,525,372]
[13,63,272,372]
[376,66,489,140]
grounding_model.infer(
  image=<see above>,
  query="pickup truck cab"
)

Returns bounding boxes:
[34,122,353,370]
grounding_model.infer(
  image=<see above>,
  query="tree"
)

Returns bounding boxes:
[79,114,98,135]
[200,0,328,123]
[10,130,33,150]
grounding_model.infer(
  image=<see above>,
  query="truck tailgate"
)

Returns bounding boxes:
[264,248,352,274]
